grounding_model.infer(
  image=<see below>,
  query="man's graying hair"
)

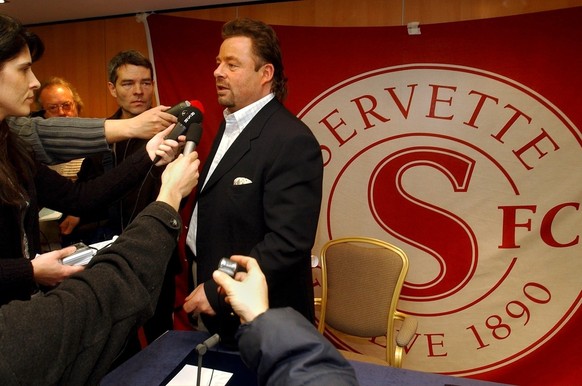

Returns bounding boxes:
[35,77,84,114]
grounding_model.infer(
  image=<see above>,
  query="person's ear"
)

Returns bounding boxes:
[261,63,274,85]
[107,82,117,98]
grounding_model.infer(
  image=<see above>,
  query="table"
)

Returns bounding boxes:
[101,330,512,386]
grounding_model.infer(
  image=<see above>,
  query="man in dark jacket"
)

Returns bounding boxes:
[65,50,178,363]
[64,49,161,244]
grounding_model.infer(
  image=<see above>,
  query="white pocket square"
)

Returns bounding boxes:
[233,177,252,186]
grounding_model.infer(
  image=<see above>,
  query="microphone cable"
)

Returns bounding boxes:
[124,160,156,232]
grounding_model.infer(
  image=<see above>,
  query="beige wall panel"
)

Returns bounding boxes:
[29,20,108,118]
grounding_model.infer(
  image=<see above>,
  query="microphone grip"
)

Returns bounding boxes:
[165,122,188,141]
[152,122,189,164]
[183,141,196,155]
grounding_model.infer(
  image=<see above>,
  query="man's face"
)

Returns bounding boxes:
[213,36,272,113]
[108,64,154,119]
[39,84,78,118]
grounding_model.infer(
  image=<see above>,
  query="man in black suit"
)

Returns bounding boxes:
[183,18,323,346]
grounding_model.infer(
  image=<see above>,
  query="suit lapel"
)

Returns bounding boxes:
[198,122,225,187]
[200,99,281,193]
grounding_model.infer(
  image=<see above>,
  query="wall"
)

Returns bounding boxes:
[28,0,582,118]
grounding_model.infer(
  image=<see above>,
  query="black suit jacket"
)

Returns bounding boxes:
[194,98,323,342]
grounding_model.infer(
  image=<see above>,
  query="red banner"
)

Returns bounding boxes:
[147,8,582,385]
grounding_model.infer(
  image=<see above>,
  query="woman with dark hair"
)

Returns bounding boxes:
[0,13,202,385]
[0,13,179,306]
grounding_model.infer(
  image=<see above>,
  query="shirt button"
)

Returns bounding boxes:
[170,219,178,227]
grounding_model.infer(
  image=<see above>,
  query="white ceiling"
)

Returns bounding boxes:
[0,0,261,25]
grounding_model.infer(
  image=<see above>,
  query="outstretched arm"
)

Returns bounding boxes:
[104,105,176,143]
[0,151,200,385]
[7,106,177,165]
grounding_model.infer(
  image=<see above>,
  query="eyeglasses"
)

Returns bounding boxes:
[46,101,74,113]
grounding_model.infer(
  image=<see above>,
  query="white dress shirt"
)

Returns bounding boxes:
[186,93,275,255]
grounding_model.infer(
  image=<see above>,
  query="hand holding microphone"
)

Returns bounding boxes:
[152,100,205,163]
[164,100,205,141]
[147,125,183,166]
[213,255,269,324]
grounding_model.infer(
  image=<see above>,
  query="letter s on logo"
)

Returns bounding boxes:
[369,147,478,301]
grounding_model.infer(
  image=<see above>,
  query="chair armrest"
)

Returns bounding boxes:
[394,311,418,347]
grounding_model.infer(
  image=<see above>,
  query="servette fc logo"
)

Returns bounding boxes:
[301,64,582,374]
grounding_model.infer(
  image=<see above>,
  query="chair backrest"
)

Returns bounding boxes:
[317,236,410,365]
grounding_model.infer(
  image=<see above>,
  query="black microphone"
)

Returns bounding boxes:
[165,100,198,117]
[196,333,220,386]
[183,122,203,155]
[165,104,204,142]
[153,101,204,163]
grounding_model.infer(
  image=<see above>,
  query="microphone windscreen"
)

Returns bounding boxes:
[190,100,205,114]
[177,105,203,126]
[164,105,200,142]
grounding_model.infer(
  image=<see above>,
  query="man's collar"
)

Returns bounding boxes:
[223,93,275,123]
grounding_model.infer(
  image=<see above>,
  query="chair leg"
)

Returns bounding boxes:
[393,346,403,368]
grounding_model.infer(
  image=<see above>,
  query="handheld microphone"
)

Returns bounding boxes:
[165,104,204,142]
[153,101,204,163]
[218,257,241,277]
[183,122,203,155]
[165,99,205,117]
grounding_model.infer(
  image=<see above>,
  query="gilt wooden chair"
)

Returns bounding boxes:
[316,237,418,367]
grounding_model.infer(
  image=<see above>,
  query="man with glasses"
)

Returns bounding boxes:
[34,78,86,182]
[34,77,86,188]
[35,76,84,118]
[34,77,87,252]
